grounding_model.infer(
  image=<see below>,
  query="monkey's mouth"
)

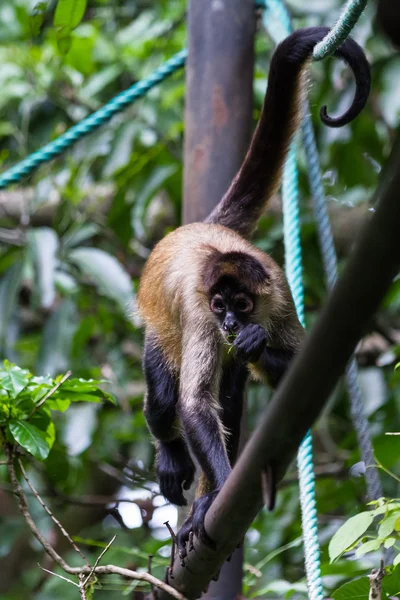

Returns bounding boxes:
[224,332,238,344]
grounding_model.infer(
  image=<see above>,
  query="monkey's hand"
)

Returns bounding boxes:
[156,440,196,506]
[234,323,268,363]
[176,490,219,559]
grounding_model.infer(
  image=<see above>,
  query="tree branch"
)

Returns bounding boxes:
[5,445,186,600]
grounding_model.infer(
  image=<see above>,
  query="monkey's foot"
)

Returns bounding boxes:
[157,440,196,506]
[176,490,219,559]
[234,324,267,362]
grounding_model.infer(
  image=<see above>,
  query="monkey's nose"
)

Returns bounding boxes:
[224,320,238,333]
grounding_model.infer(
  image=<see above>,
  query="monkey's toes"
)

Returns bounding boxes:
[191,491,219,548]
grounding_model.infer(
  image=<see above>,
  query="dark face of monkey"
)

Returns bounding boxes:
[209,278,254,339]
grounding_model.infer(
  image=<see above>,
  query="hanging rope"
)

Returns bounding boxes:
[301,116,383,502]
[262,2,324,597]
[263,0,377,595]
[282,144,324,600]
[313,0,369,60]
[0,50,187,190]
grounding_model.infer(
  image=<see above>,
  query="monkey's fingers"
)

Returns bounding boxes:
[234,324,268,362]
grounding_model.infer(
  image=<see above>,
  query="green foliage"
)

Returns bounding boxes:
[0,360,115,460]
[0,0,398,598]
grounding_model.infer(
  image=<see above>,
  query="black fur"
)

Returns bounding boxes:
[234,323,268,363]
[203,249,269,293]
[143,337,179,441]
[206,27,370,238]
[260,346,295,388]
[177,358,248,554]
[143,336,195,505]
[156,439,195,506]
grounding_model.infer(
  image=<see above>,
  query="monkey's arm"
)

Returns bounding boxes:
[177,331,233,548]
[234,323,296,388]
[143,335,195,506]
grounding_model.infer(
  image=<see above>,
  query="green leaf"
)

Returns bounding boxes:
[383,566,400,596]
[9,420,50,460]
[250,579,308,598]
[56,32,72,54]
[332,577,369,600]
[46,397,71,412]
[0,362,30,399]
[384,537,396,549]
[355,539,381,558]
[131,165,177,241]
[378,510,400,538]
[394,553,400,567]
[27,228,59,309]
[30,2,47,36]
[36,299,77,377]
[68,247,134,312]
[54,0,87,29]
[329,512,374,562]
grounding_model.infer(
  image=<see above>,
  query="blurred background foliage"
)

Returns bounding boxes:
[0,0,399,598]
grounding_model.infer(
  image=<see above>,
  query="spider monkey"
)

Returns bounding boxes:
[137,27,370,554]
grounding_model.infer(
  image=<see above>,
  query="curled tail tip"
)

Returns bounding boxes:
[319,37,371,128]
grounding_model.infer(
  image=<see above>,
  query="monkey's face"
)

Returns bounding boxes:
[209,282,254,340]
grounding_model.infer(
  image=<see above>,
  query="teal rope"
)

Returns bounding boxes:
[313,0,369,60]
[266,0,382,590]
[263,4,324,600]
[0,0,368,190]
[0,50,187,190]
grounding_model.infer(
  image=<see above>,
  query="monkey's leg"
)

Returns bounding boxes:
[219,359,248,465]
[143,335,195,506]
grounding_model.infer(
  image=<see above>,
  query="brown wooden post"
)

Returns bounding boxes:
[182,1,256,598]
[183,0,256,224]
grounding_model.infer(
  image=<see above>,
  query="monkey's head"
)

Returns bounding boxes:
[202,249,270,339]
[209,277,254,339]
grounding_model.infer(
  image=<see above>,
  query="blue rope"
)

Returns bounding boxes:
[262,3,324,596]
[0,50,187,190]
[301,104,383,503]
[313,0,369,60]
[265,4,382,598]
[282,147,324,600]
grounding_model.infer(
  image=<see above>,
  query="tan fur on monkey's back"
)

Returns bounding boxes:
[137,222,303,370]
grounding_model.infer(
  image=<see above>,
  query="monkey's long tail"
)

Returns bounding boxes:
[205,26,370,239]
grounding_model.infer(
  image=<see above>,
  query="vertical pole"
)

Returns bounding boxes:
[183,0,256,224]
[183,1,256,598]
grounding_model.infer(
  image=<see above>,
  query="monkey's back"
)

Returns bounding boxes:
[137,222,287,366]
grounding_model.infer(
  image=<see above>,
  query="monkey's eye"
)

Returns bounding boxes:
[234,298,253,313]
[211,298,225,313]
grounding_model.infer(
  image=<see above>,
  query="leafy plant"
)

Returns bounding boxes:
[0,360,115,460]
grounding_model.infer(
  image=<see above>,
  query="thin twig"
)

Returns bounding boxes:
[6,444,70,570]
[79,574,88,600]
[29,371,72,418]
[5,445,186,600]
[83,535,116,587]
[18,458,89,565]
[38,565,80,587]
